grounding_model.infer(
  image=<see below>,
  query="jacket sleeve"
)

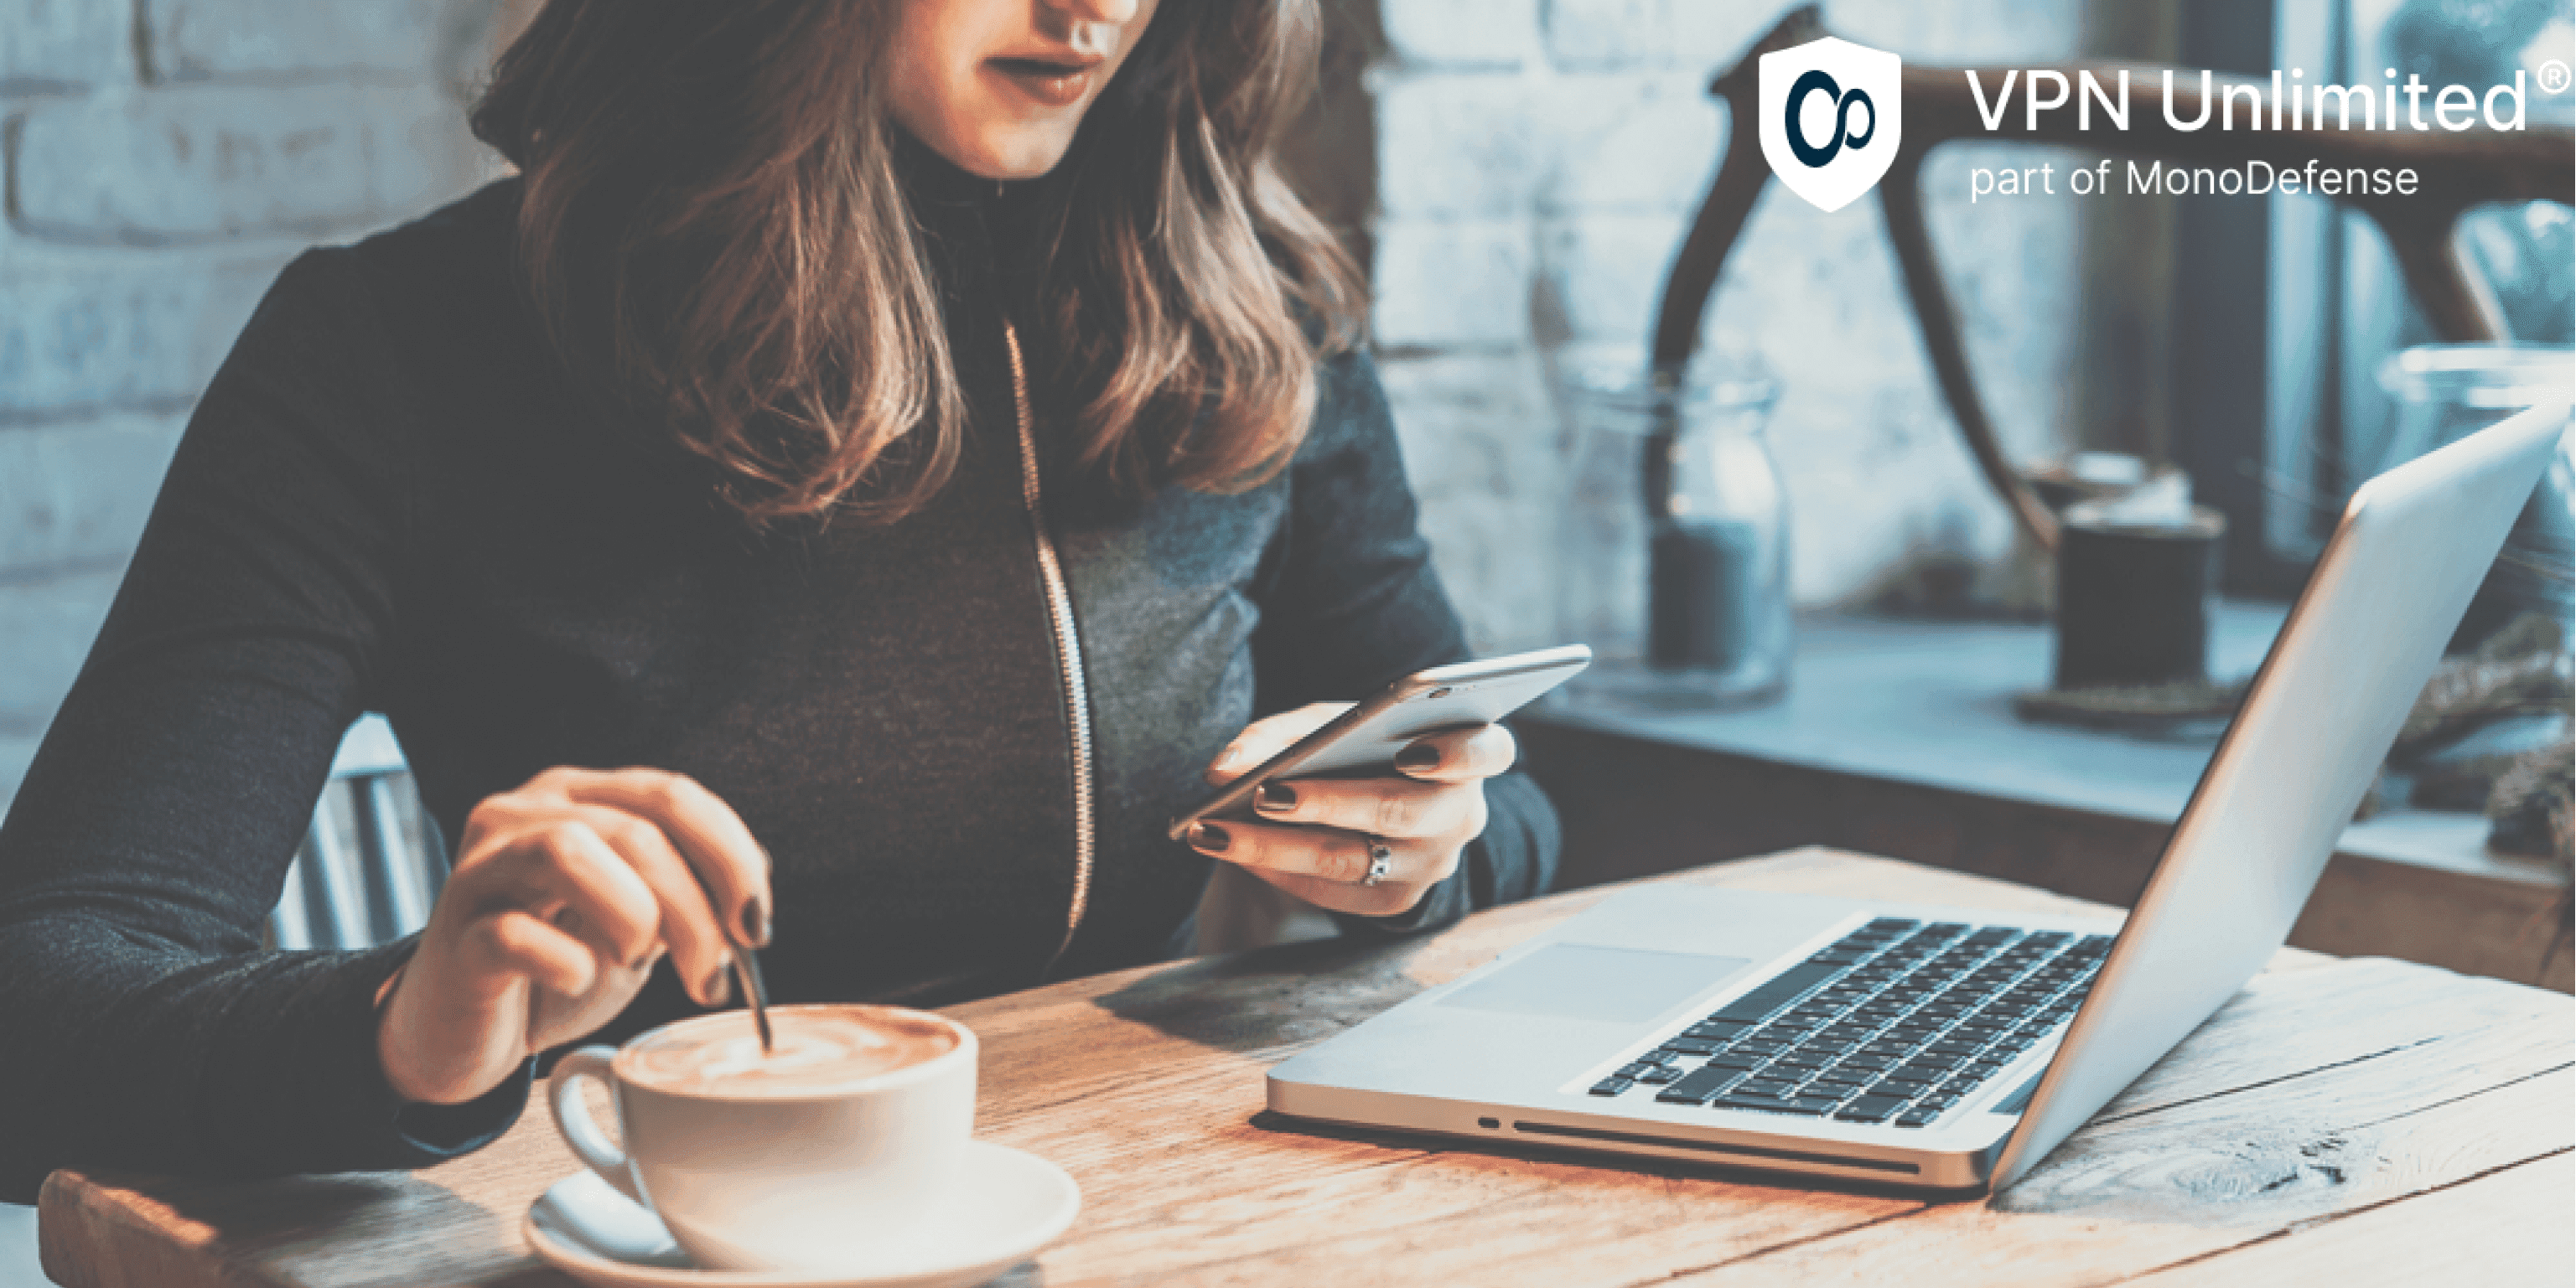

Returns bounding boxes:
[0,250,526,1203]
[1249,345,1561,936]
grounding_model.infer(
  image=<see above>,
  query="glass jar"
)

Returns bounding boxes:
[1554,360,1790,711]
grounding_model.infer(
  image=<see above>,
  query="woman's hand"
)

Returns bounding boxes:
[376,767,772,1106]
[1187,703,1515,918]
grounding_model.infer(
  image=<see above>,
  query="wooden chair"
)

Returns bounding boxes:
[1652,6,2576,553]
[267,715,447,952]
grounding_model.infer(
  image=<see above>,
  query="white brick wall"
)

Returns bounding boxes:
[0,0,516,816]
[0,0,123,91]
[0,411,188,571]
[143,0,445,80]
[1371,0,2086,651]
[15,85,475,241]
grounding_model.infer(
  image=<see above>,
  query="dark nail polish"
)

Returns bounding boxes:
[1396,742,1439,772]
[741,896,771,948]
[1255,782,1298,812]
[1190,822,1231,853]
[703,958,735,1007]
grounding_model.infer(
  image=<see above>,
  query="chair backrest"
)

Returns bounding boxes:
[267,715,448,951]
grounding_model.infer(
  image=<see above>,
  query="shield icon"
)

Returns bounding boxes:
[1758,37,1903,213]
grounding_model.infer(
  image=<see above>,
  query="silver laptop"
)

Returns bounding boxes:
[1269,401,2570,1194]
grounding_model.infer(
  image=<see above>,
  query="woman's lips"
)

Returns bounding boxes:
[987,57,1098,109]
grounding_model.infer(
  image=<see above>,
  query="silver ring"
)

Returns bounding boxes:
[1361,841,1393,887]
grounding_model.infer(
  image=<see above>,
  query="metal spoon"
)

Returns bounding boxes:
[730,940,774,1053]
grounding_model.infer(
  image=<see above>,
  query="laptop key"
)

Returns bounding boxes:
[1708,962,1846,1027]
[1656,1065,1743,1104]
[1589,1077,1633,1097]
[1663,1037,1722,1056]
[1894,1108,1941,1127]
[1616,1062,1657,1079]
[1639,1065,1683,1084]
[1683,1022,1747,1040]
[1832,1095,1909,1123]
[1713,1094,1839,1116]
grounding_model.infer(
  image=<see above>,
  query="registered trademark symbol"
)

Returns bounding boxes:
[2541,59,2573,94]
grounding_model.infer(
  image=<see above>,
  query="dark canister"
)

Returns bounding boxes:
[2051,499,2226,690]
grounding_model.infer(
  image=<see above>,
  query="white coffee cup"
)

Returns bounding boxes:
[547,1004,977,1272]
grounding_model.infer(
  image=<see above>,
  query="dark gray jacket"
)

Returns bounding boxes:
[0,142,1557,1200]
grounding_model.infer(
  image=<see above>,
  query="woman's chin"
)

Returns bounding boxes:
[923,120,1079,182]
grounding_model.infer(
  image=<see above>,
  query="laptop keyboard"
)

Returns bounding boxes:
[1586,918,2111,1128]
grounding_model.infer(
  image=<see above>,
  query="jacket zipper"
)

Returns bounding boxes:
[1003,320,1097,975]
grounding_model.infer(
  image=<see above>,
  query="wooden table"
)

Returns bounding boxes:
[39,849,2576,1286]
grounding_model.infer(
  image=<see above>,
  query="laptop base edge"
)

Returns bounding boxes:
[1267,1080,2010,1194]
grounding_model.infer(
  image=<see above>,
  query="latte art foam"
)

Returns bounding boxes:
[619,1006,960,1098]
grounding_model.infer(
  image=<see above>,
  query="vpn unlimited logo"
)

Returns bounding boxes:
[1760,37,1904,212]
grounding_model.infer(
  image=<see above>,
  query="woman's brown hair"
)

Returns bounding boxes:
[471,1,1365,529]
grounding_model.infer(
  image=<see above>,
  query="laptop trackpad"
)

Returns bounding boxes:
[1438,944,1752,1025]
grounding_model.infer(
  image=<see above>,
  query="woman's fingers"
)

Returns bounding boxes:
[474,820,664,979]
[549,768,774,948]
[388,768,772,1110]
[443,768,766,1008]
[1187,820,1457,889]
[1393,722,1516,783]
[1205,702,1351,785]
[558,804,734,1007]
[472,908,600,997]
[1250,774,1483,841]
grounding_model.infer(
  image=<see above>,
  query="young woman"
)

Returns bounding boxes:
[0,0,1557,1197]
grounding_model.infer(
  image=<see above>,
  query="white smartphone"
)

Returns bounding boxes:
[1166,644,1592,841]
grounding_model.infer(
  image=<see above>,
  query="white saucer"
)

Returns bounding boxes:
[523,1141,1080,1288]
